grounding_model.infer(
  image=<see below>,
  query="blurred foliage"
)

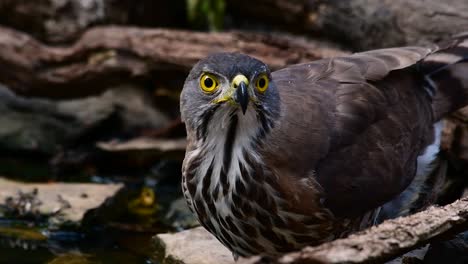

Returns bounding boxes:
[187,0,225,31]
[127,187,159,218]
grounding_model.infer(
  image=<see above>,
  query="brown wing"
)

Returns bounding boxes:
[263,47,437,217]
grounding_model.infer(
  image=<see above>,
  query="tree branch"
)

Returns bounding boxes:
[0,25,345,99]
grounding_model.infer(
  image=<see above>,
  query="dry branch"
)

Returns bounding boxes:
[0,25,345,99]
[243,197,468,264]
[227,0,468,50]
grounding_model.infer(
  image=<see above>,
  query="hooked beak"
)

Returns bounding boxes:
[212,74,250,114]
[235,81,249,115]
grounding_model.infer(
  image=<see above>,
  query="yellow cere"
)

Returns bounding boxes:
[200,73,219,93]
[232,74,249,87]
[255,74,269,93]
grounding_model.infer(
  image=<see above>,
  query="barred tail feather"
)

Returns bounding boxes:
[422,33,468,120]
[378,34,468,222]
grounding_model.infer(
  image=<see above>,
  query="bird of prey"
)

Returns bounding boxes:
[180,33,468,257]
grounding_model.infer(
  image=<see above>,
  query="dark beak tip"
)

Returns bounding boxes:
[236,82,249,115]
[241,106,247,115]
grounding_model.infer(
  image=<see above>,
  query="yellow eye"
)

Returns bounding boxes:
[255,74,269,93]
[200,73,219,93]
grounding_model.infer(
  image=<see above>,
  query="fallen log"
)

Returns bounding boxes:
[3,0,467,52]
[243,197,468,264]
[227,0,468,50]
[0,25,346,99]
[0,0,187,43]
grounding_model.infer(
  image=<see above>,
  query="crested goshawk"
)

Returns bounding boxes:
[180,34,468,257]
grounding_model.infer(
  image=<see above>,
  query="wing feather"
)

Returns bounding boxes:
[265,47,436,217]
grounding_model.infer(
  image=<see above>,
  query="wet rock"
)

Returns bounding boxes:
[163,197,199,230]
[153,227,235,264]
[0,177,122,225]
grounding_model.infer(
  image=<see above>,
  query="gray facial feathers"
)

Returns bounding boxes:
[180,52,280,140]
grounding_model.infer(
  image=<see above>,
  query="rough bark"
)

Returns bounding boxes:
[227,0,468,50]
[2,1,467,51]
[0,25,346,99]
[243,197,468,264]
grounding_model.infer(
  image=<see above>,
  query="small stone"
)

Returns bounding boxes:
[153,227,235,264]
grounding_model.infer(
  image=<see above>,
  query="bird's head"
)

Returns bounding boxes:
[180,52,280,141]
